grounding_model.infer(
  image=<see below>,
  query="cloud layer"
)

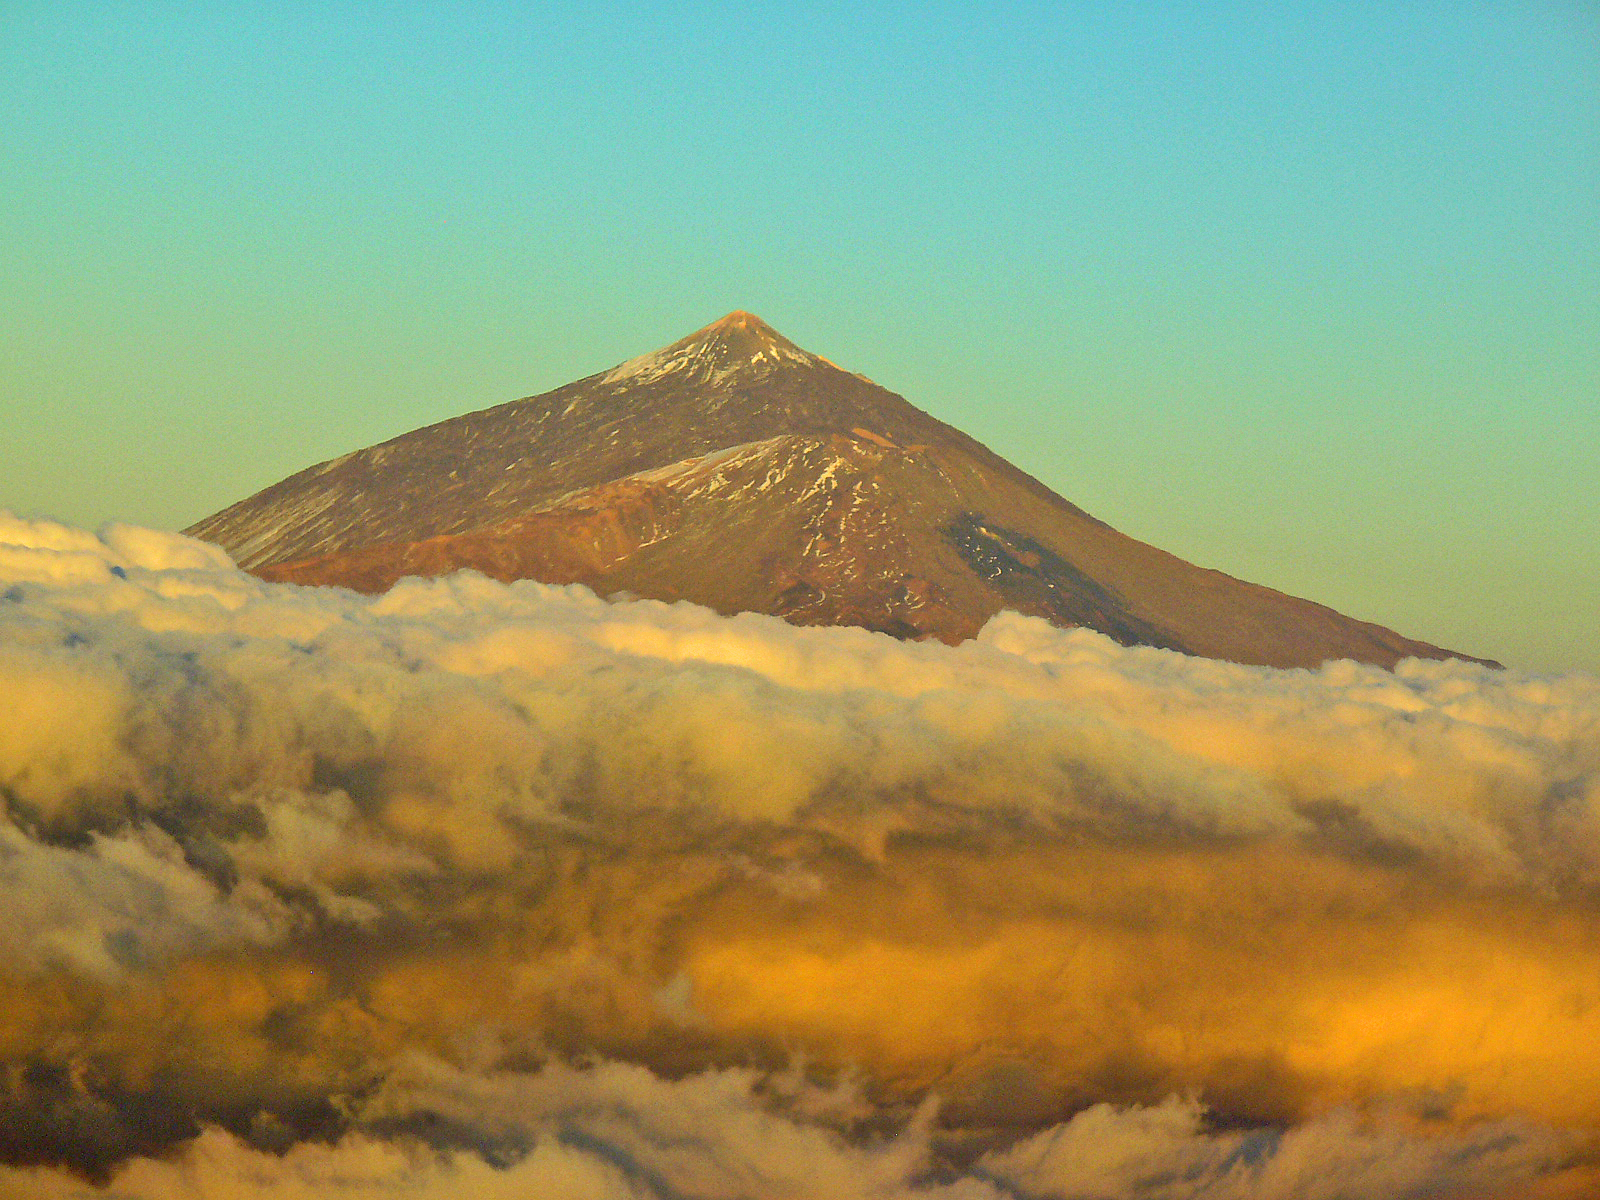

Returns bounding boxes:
[2,513,1599,1197]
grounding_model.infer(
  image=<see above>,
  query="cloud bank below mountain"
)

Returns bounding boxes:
[2,513,1598,1198]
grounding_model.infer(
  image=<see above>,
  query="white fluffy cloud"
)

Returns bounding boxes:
[1,514,1598,1198]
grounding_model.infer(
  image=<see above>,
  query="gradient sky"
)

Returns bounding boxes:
[3,2,1596,671]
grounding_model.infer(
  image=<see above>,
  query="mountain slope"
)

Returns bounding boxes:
[188,312,1494,670]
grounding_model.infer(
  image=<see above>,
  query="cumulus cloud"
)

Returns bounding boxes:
[0,1070,1586,1200]
[1,513,1599,1197]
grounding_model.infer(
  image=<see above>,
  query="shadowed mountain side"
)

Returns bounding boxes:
[197,311,1495,670]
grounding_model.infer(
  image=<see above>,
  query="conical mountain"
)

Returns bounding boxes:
[186,312,1494,670]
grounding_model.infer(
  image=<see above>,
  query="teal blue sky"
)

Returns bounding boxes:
[4,3,1596,671]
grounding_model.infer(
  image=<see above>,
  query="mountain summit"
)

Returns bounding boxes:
[187,312,1492,669]
[602,310,819,387]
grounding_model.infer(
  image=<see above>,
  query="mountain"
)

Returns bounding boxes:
[186,311,1493,670]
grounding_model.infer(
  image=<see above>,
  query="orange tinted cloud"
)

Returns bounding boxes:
[2,514,1598,1197]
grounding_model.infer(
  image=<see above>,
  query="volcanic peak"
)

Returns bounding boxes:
[709,309,770,333]
[599,310,818,388]
[186,309,1499,671]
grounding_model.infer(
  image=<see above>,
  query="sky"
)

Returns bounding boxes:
[2,1,1596,672]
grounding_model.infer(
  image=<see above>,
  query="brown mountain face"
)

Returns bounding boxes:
[187,311,1495,670]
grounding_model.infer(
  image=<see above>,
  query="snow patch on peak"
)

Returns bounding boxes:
[598,312,821,388]
[519,436,818,517]
[599,345,691,388]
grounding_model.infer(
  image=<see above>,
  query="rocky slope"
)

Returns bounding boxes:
[188,311,1493,669]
